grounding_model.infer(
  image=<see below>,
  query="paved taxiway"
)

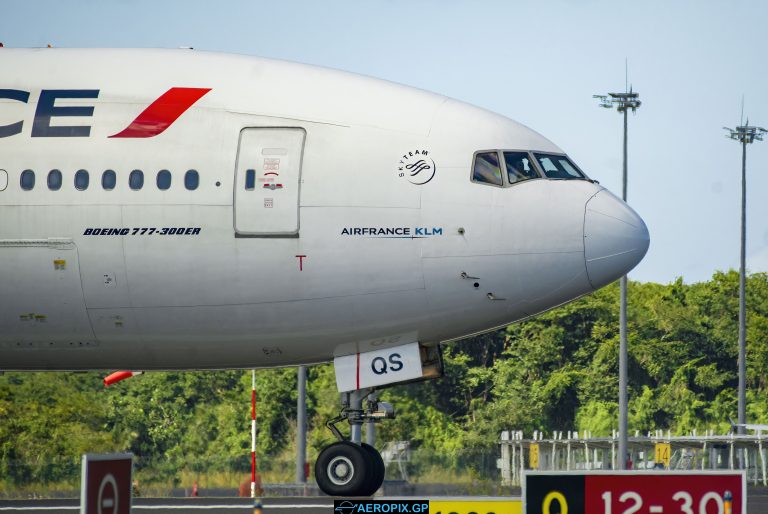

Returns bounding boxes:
[2,493,768,514]
[0,498,332,514]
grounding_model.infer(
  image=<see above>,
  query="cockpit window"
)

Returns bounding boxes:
[533,153,585,179]
[472,152,503,186]
[504,152,539,184]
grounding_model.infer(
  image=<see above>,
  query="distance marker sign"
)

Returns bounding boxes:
[524,471,745,514]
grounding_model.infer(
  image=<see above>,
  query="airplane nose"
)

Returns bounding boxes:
[584,190,650,290]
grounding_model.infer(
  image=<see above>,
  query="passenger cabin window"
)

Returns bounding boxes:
[533,153,585,179]
[157,170,172,190]
[129,170,144,190]
[20,170,35,190]
[472,152,503,186]
[102,170,116,190]
[185,170,199,190]
[504,152,539,184]
[75,169,89,191]
[0,170,7,191]
[48,169,63,191]
[245,169,255,190]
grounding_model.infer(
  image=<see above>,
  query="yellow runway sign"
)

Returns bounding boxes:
[430,499,522,514]
[529,443,540,470]
[655,442,671,468]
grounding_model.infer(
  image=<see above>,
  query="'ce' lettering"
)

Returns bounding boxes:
[0,89,99,138]
[371,353,404,375]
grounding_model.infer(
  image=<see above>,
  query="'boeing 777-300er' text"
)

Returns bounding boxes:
[0,48,649,496]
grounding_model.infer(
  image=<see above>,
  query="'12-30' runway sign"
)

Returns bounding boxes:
[524,471,745,514]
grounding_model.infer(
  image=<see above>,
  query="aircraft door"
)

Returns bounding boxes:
[234,128,306,236]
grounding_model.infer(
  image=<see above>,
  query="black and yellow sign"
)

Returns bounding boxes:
[525,474,584,514]
[654,442,671,468]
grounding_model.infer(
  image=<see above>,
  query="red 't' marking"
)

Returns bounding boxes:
[109,87,211,138]
[296,255,306,271]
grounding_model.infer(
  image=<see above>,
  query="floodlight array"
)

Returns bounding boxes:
[724,124,768,144]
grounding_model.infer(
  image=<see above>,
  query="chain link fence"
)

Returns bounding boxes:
[1,445,515,498]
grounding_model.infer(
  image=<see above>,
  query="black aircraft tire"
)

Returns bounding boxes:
[360,443,385,496]
[315,442,371,496]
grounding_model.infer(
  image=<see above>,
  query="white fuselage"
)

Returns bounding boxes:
[0,49,649,370]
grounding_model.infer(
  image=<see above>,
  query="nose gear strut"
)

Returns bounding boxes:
[326,390,394,442]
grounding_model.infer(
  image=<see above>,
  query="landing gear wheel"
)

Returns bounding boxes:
[315,442,371,496]
[360,443,385,496]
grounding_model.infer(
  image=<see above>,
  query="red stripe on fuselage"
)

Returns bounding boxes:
[109,87,211,138]
[356,352,360,390]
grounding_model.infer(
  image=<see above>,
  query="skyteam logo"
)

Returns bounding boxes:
[341,227,443,239]
[396,149,436,185]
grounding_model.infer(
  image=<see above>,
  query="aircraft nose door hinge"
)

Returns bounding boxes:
[487,293,506,301]
[460,271,480,280]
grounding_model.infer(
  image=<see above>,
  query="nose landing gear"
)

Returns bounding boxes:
[315,442,385,496]
[314,390,392,497]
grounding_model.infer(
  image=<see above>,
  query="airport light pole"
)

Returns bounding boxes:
[723,121,766,434]
[594,89,641,470]
[251,369,257,498]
